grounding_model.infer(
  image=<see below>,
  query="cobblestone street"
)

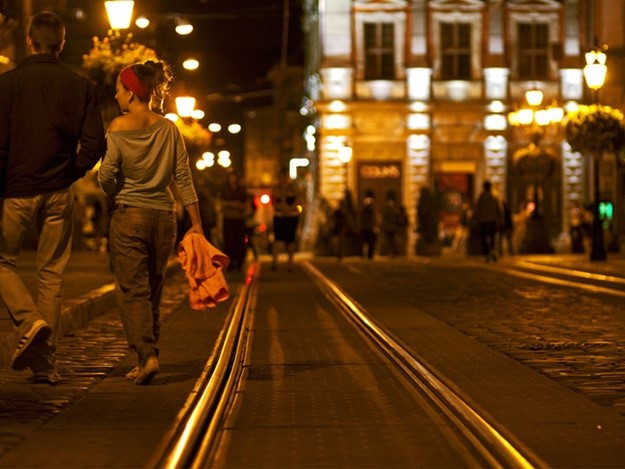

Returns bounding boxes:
[313,256,625,417]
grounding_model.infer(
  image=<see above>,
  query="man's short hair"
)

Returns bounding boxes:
[28,11,65,53]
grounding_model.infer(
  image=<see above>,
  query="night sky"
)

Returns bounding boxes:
[62,0,304,98]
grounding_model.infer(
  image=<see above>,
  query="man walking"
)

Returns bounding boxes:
[359,189,379,260]
[0,11,106,384]
[474,180,502,262]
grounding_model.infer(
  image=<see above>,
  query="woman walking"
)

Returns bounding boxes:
[98,60,203,385]
[271,168,302,271]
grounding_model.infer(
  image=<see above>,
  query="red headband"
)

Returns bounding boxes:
[120,66,149,99]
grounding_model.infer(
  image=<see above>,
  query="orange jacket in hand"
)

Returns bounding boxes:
[178,233,230,310]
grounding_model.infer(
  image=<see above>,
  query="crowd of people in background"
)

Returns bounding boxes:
[324,188,410,261]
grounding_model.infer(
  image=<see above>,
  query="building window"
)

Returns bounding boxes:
[440,22,472,80]
[364,22,394,80]
[517,23,549,79]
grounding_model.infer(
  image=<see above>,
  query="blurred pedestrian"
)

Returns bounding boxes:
[331,199,349,260]
[453,201,471,253]
[220,170,249,271]
[359,189,379,259]
[569,202,584,253]
[498,200,514,256]
[98,60,203,385]
[382,190,401,257]
[581,203,594,254]
[474,180,502,262]
[245,197,260,261]
[271,168,302,271]
[0,11,106,384]
[416,186,441,252]
[397,203,409,256]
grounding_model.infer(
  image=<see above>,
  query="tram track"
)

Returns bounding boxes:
[480,257,625,298]
[302,260,546,469]
[151,259,554,468]
[2,254,622,467]
[148,262,260,469]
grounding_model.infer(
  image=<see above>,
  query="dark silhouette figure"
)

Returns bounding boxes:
[381,190,401,257]
[498,200,515,256]
[271,168,302,271]
[359,189,379,259]
[474,180,502,262]
[0,11,106,385]
[245,197,260,261]
[220,170,250,271]
[331,199,349,260]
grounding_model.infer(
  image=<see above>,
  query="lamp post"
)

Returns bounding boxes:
[508,89,562,253]
[584,47,608,261]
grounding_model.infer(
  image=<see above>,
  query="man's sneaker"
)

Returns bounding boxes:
[32,369,62,386]
[135,356,159,385]
[11,319,52,371]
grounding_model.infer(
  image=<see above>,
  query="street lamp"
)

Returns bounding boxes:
[584,47,608,260]
[508,88,563,253]
[104,1,134,30]
[175,96,197,118]
[583,48,608,94]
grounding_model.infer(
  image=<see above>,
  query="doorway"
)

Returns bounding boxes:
[435,172,474,247]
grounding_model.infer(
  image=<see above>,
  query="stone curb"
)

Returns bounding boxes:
[0,260,182,369]
[0,284,117,369]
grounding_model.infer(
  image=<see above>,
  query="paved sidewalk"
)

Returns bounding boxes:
[0,250,117,368]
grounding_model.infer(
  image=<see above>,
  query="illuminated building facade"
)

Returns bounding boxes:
[303,0,625,254]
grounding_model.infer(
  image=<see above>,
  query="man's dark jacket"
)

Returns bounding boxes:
[0,53,106,197]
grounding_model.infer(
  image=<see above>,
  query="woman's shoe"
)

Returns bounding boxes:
[135,356,159,385]
[125,366,142,380]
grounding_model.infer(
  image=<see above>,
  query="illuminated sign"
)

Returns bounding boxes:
[359,164,401,179]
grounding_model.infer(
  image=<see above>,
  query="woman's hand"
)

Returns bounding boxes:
[186,224,204,236]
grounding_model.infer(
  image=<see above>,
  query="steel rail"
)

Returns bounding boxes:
[147,262,259,469]
[483,261,625,298]
[510,259,625,285]
[302,260,548,469]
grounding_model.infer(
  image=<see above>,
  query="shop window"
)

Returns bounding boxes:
[364,22,395,80]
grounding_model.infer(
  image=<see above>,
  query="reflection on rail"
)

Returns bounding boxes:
[148,262,259,468]
[150,258,555,468]
[302,260,546,469]
[483,258,625,298]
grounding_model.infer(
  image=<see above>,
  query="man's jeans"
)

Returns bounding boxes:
[109,206,176,365]
[0,189,74,356]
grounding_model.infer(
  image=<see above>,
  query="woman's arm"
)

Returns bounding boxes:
[185,201,204,235]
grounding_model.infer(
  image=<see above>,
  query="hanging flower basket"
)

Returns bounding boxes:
[513,143,556,179]
[565,104,625,155]
[82,30,159,104]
